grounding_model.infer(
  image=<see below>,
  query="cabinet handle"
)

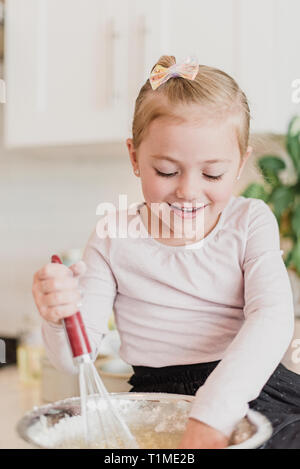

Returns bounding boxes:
[137,15,151,83]
[36,0,48,112]
[106,17,121,105]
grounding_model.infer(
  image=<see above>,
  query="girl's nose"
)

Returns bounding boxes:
[175,174,201,202]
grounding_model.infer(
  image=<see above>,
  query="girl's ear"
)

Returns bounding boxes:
[244,145,253,161]
[126,138,139,175]
[238,145,253,178]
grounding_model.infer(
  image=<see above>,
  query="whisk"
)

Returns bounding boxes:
[51,255,138,449]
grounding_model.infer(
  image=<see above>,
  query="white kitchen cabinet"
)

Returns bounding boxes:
[5,0,127,146]
[5,0,299,146]
[237,0,277,134]
[271,0,300,134]
[163,0,300,134]
[237,0,300,134]
[4,0,164,146]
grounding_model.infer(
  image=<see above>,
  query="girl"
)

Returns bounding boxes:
[32,56,300,449]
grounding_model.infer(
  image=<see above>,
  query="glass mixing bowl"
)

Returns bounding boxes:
[16,392,272,449]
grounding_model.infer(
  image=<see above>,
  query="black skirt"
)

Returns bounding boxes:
[128,361,300,449]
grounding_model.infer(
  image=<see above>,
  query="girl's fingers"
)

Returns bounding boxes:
[43,289,81,308]
[32,262,86,323]
[36,263,73,281]
[39,276,79,294]
[40,303,79,324]
[69,260,86,277]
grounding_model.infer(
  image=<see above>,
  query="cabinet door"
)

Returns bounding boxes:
[5,0,130,146]
[273,0,300,134]
[164,0,237,77]
[237,0,276,133]
[237,0,300,134]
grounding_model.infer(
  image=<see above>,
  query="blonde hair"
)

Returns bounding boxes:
[132,55,251,157]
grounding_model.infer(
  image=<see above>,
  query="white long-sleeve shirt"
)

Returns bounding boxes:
[42,195,294,437]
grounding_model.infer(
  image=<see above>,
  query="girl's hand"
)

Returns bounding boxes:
[32,261,86,325]
[177,418,229,449]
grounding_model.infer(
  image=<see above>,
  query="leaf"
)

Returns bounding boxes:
[268,186,295,219]
[288,115,300,136]
[257,155,286,187]
[285,249,294,268]
[241,183,269,201]
[257,155,286,172]
[291,239,300,275]
[280,208,293,237]
[291,205,300,239]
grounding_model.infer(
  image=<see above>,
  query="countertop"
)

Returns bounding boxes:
[0,366,42,449]
[1,319,299,449]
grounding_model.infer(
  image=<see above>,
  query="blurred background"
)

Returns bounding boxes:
[0,0,300,447]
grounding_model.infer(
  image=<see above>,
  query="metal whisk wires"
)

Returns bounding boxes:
[78,355,138,448]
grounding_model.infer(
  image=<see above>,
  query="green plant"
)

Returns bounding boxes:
[241,115,300,275]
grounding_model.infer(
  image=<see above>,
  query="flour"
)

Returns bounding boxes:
[26,398,255,449]
[27,399,191,449]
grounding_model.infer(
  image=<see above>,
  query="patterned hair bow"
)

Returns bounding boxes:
[149,56,199,91]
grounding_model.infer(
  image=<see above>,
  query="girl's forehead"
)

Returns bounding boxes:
[142,117,240,156]
[147,112,237,134]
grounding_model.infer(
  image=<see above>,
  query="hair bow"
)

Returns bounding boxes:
[149,56,199,91]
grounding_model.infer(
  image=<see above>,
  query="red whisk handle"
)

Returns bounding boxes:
[51,254,92,358]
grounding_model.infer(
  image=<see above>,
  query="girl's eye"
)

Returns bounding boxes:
[203,174,223,181]
[155,169,177,178]
[155,169,223,181]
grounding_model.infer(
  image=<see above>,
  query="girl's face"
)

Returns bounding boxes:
[127,117,252,244]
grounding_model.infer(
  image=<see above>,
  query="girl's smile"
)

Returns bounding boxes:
[167,202,209,219]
